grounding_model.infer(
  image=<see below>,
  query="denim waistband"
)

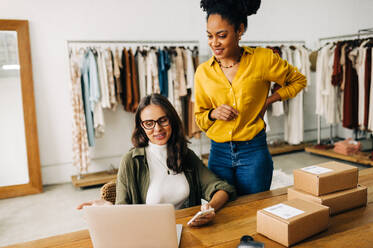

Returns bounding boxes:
[211,129,266,146]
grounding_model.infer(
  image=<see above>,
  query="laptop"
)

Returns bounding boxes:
[83,204,182,248]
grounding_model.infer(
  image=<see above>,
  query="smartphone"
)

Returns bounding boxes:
[187,208,215,225]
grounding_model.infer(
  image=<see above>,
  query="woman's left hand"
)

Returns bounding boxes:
[188,203,216,227]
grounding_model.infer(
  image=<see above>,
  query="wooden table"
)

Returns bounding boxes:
[5,168,373,248]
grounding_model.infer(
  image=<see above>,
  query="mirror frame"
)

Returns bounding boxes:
[0,20,42,198]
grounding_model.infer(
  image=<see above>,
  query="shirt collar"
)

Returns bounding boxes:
[208,46,254,66]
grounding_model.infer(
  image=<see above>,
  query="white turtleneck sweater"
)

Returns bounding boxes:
[145,142,189,209]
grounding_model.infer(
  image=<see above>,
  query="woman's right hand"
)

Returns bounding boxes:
[76,199,113,210]
[210,104,238,121]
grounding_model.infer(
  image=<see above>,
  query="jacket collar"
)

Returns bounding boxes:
[131,147,146,158]
[208,46,254,66]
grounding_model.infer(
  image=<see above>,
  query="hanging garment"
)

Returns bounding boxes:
[135,48,147,100]
[81,49,100,147]
[331,43,343,87]
[188,47,201,138]
[349,40,369,129]
[183,48,195,91]
[69,49,90,173]
[284,47,304,145]
[146,49,160,94]
[158,48,170,97]
[343,44,359,129]
[299,46,311,90]
[91,49,105,138]
[188,99,201,138]
[104,48,118,110]
[167,50,176,107]
[120,47,128,109]
[182,48,198,136]
[368,48,373,131]
[315,43,333,118]
[325,47,341,125]
[175,47,187,97]
[339,43,348,123]
[172,49,184,118]
[97,48,110,109]
[130,48,140,112]
[114,47,123,107]
[192,46,199,72]
[281,46,291,142]
[123,48,133,112]
[364,47,371,129]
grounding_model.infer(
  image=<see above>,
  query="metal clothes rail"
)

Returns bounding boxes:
[240,40,306,45]
[319,28,373,43]
[67,39,199,45]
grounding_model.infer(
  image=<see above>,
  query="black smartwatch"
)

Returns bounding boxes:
[208,109,216,121]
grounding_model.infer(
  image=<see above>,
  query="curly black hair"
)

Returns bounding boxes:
[200,0,261,32]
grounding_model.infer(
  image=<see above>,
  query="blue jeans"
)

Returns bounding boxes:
[208,130,273,195]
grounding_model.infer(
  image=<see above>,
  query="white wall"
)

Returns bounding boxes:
[1,0,373,185]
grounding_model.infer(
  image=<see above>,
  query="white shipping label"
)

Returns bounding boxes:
[263,203,305,220]
[301,165,333,175]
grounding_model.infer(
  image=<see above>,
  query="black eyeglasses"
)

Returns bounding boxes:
[141,116,170,130]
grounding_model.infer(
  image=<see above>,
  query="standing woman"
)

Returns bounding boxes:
[194,0,307,195]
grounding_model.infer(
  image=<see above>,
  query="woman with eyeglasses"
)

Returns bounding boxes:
[78,93,236,227]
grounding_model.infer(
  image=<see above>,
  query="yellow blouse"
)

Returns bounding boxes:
[194,46,307,142]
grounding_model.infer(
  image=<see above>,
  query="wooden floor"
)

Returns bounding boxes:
[305,146,373,167]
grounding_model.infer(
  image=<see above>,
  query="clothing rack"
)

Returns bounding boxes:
[316,28,373,145]
[240,40,306,45]
[305,30,373,167]
[68,40,204,186]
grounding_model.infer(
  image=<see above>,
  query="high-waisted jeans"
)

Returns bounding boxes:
[208,130,273,195]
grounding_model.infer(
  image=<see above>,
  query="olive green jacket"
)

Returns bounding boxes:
[115,147,236,208]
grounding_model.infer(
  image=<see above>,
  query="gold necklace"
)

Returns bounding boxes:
[217,48,243,69]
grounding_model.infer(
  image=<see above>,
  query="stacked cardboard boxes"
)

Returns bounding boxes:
[288,161,367,215]
[257,161,367,247]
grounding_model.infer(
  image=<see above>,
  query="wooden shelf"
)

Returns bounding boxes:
[71,169,118,188]
[268,143,309,155]
[305,146,373,167]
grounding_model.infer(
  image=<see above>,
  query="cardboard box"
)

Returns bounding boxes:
[287,185,367,215]
[257,199,329,247]
[293,161,358,196]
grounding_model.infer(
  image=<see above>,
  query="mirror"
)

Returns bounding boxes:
[0,20,42,198]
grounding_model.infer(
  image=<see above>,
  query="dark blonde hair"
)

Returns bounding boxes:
[132,94,190,173]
